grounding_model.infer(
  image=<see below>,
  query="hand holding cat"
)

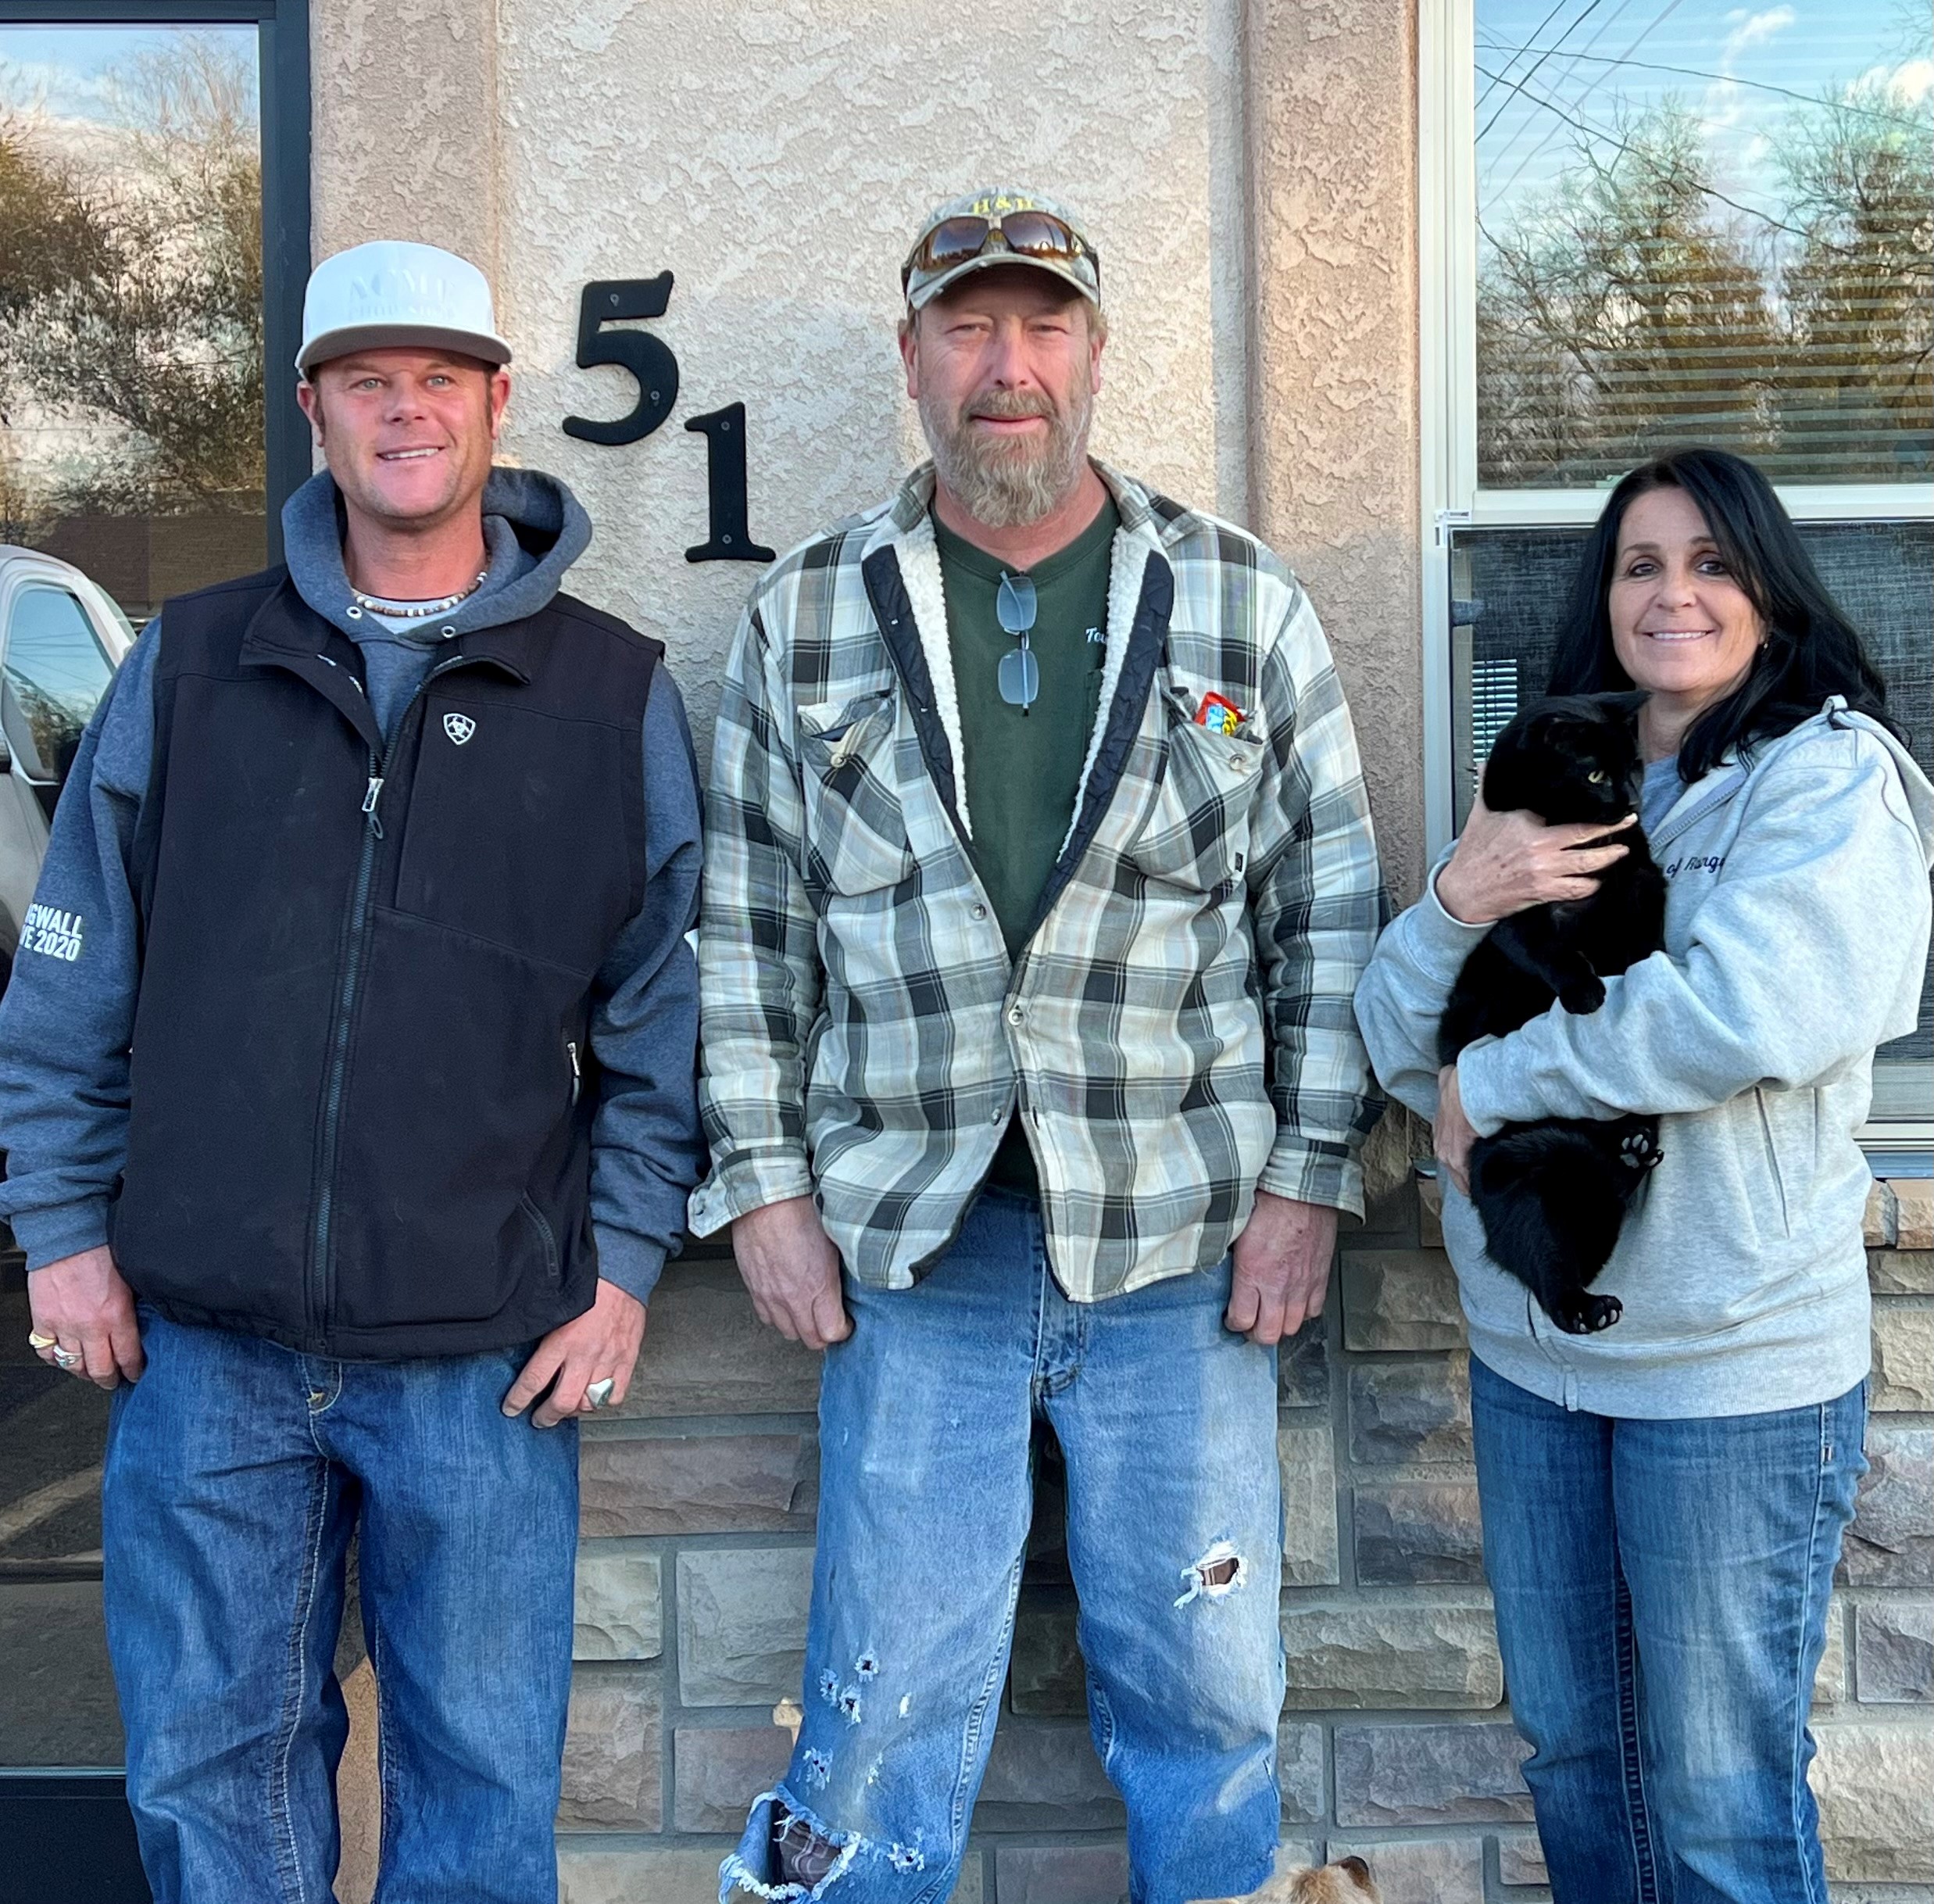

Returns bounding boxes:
[1434,1064,1477,1196]
[1435,793,1635,925]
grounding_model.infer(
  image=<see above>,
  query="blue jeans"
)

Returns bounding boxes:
[102,1308,578,1904]
[721,1189,1285,1904]
[1470,1355,1866,1904]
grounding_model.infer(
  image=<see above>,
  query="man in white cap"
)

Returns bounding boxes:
[695,191,1383,1901]
[0,241,704,1902]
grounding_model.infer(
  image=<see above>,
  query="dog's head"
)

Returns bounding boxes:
[1286,1856,1382,1903]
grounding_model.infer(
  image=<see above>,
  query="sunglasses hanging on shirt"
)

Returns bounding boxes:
[997,571,1039,713]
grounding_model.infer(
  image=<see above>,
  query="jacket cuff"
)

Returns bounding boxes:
[15,1197,113,1274]
[594,1226,669,1306]
[1410,857,1496,986]
[686,1148,817,1237]
[1257,1140,1365,1220]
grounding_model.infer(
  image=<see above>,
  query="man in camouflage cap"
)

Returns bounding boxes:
[695,188,1383,1902]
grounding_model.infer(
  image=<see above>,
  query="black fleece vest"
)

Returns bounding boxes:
[113,567,661,1358]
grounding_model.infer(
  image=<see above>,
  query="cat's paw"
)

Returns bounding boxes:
[1619,1129,1664,1171]
[1552,1291,1622,1334]
[1558,974,1607,1015]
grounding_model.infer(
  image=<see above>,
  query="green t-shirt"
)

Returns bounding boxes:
[932,496,1118,1194]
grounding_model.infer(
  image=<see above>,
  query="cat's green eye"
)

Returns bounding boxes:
[1587,770,1607,783]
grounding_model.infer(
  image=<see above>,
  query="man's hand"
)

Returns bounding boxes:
[1226,1192,1338,1346]
[28,1244,144,1390]
[731,1196,851,1351]
[1434,1063,1478,1197]
[503,1279,647,1428]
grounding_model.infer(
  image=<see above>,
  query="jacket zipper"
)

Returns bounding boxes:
[567,1039,581,1105]
[308,660,464,1342]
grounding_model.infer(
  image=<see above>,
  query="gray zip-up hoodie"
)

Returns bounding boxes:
[1355,700,1933,1417]
[0,467,706,1306]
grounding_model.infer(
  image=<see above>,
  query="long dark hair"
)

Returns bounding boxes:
[1545,447,1900,782]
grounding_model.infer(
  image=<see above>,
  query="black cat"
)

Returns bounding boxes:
[1438,693,1668,1335]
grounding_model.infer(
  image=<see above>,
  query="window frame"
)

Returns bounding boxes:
[1418,0,1934,1146]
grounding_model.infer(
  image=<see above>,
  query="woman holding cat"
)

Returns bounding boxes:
[1354,446,1933,1904]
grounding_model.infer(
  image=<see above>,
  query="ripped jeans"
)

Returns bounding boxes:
[720,1187,1285,1904]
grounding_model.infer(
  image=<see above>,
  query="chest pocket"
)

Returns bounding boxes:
[797,690,917,898]
[393,694,638,974]
[1125,682,1264,893]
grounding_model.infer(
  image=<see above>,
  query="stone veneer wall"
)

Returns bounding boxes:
[543,1174,1934,1904]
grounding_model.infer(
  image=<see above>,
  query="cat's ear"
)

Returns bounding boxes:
[1599,689,1650,722]
[1339,1858,1373,1884]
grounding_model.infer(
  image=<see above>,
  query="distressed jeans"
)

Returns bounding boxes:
[720,1188,1286,1904]
[1471,1355,1867,1904]
[102,1307,579,1904]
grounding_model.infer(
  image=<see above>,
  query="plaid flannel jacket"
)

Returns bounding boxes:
[689,462,1385,1298]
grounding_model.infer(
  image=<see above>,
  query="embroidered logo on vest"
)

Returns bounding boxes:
[444,712,477,746]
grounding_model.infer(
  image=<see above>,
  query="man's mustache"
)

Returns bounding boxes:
[963,390,1057,422]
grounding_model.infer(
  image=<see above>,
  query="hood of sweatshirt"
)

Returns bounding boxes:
[280,464,594,644]
[1646,699,1934,874]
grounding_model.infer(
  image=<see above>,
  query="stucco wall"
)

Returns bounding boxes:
[311,0,501,275]
[308,0,1421,869]
[1249,0,1425,898]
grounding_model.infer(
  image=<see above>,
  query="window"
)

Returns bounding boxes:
[2,586,115,791]
[0,5,311,625]
[1422,0,1934,1139]
[0,6,309,1868]
[1475,0,1931,488]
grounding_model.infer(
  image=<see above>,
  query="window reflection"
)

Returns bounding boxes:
[0,1280,123,1768]
[1475,0,1934,486]
[1,19,267,1783]
[3,587,115,788]
[0,24,266,623]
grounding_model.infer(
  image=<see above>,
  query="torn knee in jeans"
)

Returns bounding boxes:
[719,1788,861,1898]
[1174,1537,1247,1606]
[775,1807,846,1887]
[720,1783,930,1897]
[774,1799,928,1888]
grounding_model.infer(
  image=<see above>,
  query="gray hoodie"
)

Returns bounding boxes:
[1355,700,1933,1418]
[0,467,706,1306]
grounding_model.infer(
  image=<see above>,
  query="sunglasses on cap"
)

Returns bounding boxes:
[903,210,1099,290]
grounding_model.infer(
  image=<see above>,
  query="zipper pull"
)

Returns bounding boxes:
[363,775,385,839]
[567,1040,581,1105]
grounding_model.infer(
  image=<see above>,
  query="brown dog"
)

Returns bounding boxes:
[1283,1861,1381,1903]
[1196,1854,1382,1904]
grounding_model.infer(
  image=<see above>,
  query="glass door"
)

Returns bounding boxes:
[0,8,307,1896]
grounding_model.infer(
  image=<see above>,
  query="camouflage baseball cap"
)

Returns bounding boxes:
[902,188,1102,311]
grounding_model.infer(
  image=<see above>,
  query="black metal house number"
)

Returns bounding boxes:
[563,275,776,564]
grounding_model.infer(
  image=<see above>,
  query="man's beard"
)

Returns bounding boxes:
[918,382,1092,530]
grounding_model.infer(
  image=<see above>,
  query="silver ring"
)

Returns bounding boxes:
[583,1377,615,1411]
[51,1346,83,1371]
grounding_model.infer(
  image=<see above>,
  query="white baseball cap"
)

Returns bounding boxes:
[297,240,512,376]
